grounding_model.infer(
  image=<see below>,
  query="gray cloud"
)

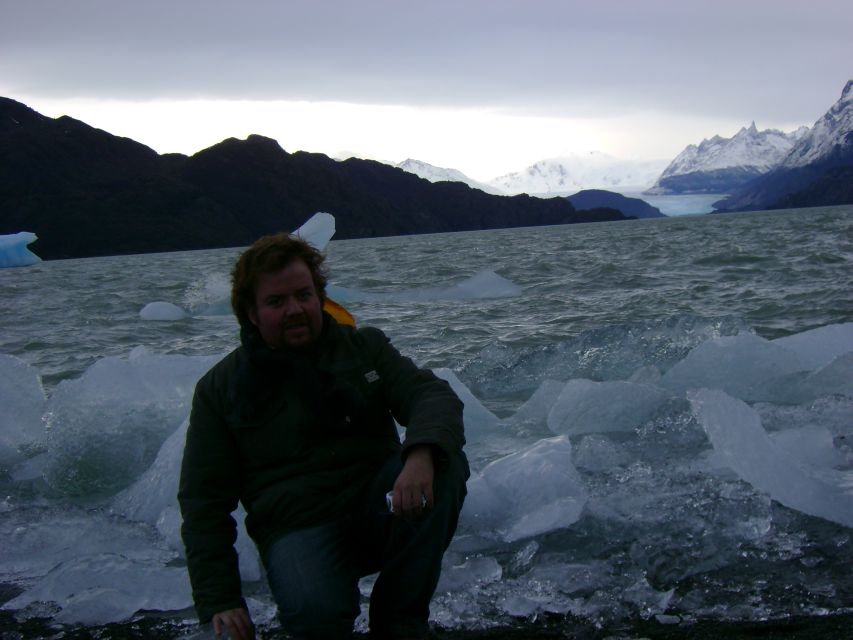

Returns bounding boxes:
[2,0,851,125]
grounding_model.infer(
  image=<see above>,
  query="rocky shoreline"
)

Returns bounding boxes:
[3,610,852,639]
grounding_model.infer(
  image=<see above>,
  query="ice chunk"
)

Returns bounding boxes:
[0,354,46,468]
[573,435,631,471]
[689,388,853,528]
[509,379,565,428]
[461,436,587,541]
[2,553,192,625]
[747,350,853,404]
[0,503,174,583]
[433,368,499,436]
[43,350,218,495]
[139,301,188,320]
[547,379,671,435]
[294,211,336,250]
[0,231,41,268]
[773,322,853,370]
[327,270,522,302]
[661,333,806,399]
[112,417,261,581]
[770,425,847,470]
[437,556,502,591]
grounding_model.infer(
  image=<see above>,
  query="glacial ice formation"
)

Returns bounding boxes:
[462,435,588,542]
[0,354,46,469]
[1,320,851,628]
[294,211,336,249]
[0,231,42,268]
[690,388,853,528]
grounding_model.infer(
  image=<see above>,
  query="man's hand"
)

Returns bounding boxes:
[392,445,435,518]
[212,607,255,640]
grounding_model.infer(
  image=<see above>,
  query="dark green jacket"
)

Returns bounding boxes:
[178,316,465,622]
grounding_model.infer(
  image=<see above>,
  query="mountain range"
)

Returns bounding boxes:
[395,80,853,213]
[396,153,668,196]
[646,123,809,195]
[0,98,628,260]
[714,80,853,211]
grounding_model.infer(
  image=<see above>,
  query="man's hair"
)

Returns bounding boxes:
[231,232,328,328]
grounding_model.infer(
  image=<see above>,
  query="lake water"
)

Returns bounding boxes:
[1,205,852,635]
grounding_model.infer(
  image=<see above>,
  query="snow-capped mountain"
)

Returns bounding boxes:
[778,79,853,169]
[395,159,505,195]
[714,79,853,212]
[646,123,809,195]
[488,152,668,196]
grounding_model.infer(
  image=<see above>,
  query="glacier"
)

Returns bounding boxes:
[0,232,42,268]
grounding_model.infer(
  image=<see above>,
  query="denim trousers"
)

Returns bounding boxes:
[262,450,469,640]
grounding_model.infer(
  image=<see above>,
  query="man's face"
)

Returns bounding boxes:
[248,259,324,350]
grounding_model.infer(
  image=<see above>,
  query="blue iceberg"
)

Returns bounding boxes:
[0,231,42,268]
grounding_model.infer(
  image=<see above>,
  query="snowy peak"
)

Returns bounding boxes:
[646,121,809,195]
[488,152,668,195]
[660,124,806,178]
[395,159,505,195]
[779,78,853,169]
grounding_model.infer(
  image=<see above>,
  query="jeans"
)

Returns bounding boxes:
[262,450,468,640]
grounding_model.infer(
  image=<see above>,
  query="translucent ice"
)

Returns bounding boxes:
[112,417,262,581]
[434,367,500,437]
[461,436,588,542]
[0,354,46,468]
[770,425,847,470]
[661,333,806,399]
[294,211,336,250]
[327,270,522,303]
[509,379,565,429]
[689,388,853,528]
[772,322,853,370]
[43,349,218,495]
[0,231,41,268]
[547,379,672,435]
[2,553,192,625]
[437,556,502,591]
[139,301,188,321]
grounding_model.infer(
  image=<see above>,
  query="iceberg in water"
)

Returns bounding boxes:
[327,270,522,303]
[140,212,522,320]
[0,232,42,268]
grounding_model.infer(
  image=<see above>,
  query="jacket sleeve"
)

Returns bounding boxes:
[361,327,465,459]
[178,373,247,623]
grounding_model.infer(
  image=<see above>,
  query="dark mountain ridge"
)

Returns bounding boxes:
[565,189,664,219]
[0,97,626,260]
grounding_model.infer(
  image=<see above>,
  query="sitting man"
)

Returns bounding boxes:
[178,232,468,640]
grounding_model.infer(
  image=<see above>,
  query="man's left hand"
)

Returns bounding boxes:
[392,445,434,518]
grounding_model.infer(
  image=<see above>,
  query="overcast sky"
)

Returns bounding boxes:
[2,0,851,180]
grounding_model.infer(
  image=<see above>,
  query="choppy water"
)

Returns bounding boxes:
[1,205,852,635]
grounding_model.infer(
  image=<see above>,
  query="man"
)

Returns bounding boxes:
[178,232,468,640]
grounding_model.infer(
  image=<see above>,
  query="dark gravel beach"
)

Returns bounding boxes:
[3,611,853,640]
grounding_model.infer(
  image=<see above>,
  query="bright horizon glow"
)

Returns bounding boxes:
[14,95,777,182]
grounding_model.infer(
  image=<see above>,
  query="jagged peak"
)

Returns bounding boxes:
[841,79,853,102]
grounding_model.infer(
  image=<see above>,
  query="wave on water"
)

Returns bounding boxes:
[1,314,852,633]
